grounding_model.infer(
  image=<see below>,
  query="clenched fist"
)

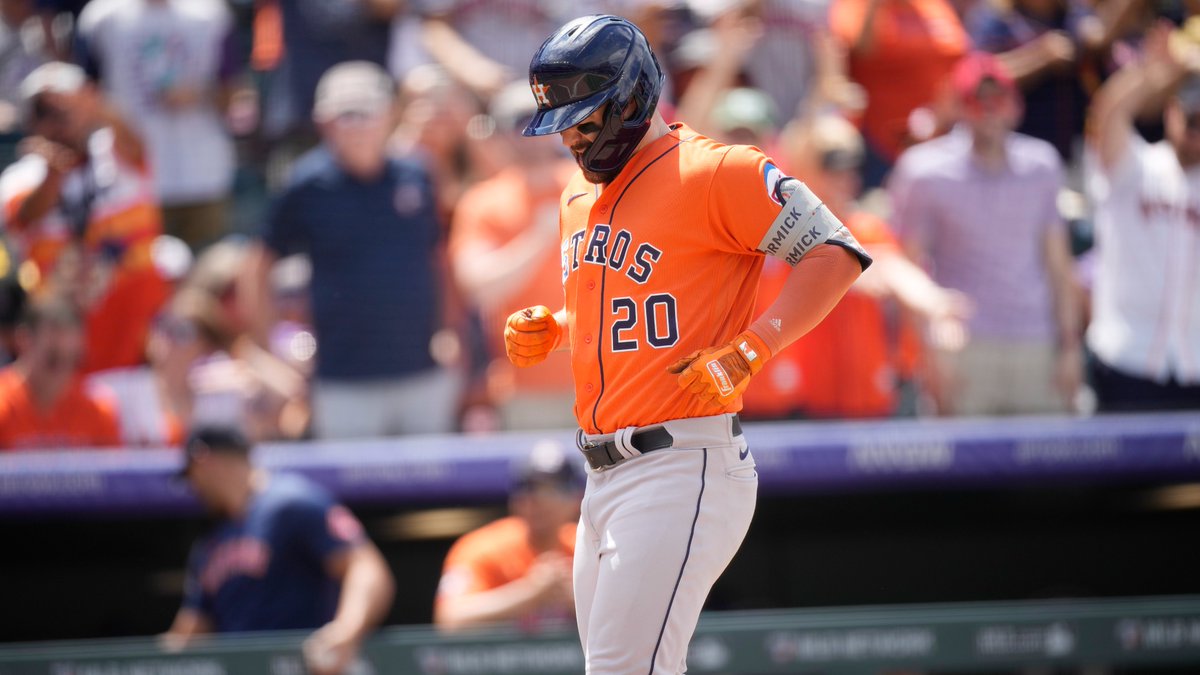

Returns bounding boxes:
[505,306,562,367]
[667,330,770,406]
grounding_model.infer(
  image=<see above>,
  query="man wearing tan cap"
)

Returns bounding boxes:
[245,61,463,439]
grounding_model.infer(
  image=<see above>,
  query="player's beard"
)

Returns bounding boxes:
[571,141,619,185]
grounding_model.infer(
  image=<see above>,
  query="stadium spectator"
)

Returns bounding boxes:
[450,82,576,430]
[743,112,969,419]
[75,0,243,251]
[673,9,772,141]
[0,295,120,450]
[434,440,582,632]
[708,87,781,146]
[684,0,856,123]
[131,244,308,445]
[1083,21,1200,411]
[163,425,394,675]
[390,64,497,220]
[259,0,398,158]
[82,233,193,447]
[0,0,49,135]
[32,0,84,61]
[0,61,171,374]
[967,0,1131,161]
[395,0,578,100]
[244,61,463,438]
[890,53,1081,416]
[831,0,970,187]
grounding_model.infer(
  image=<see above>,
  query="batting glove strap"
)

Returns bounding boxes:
[504,306,562,368]
[668,330,771,406]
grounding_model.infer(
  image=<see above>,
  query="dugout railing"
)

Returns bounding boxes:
[1,595,1199,674]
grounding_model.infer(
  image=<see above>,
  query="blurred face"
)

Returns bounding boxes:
[184,454,226,511]
[147,312,208,380]
[184,452,243,516]
[1165,101,1200,167]
[399,84,478,155]
[30,90,98,151]
[723,126,765,147]
[19,318,83,378]
[511,482,581,540]
[184,458,222,513]
[816,153,863,208]
[321,109,394,178]
[961,80,1021,144]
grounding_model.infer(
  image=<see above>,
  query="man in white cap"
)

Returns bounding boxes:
[245,61,463,438]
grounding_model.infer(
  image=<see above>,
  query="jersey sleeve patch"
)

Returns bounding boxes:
[763,162,785,206]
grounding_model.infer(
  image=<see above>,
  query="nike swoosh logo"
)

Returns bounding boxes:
[739,446,750,461]
[566,192,589,205]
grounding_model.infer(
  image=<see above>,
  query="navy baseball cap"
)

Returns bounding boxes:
[512,440,585,493]
[176,425,251,479]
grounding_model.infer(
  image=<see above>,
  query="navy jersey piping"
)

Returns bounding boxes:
[590,135,691,432]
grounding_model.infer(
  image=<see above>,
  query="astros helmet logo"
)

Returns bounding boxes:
[531,78,552,108]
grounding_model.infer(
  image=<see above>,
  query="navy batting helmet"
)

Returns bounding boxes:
[523,15,664,175]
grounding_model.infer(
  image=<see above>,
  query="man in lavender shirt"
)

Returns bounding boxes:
[889,52,1082,416]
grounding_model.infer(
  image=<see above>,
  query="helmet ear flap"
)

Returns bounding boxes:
[581,99,631,171]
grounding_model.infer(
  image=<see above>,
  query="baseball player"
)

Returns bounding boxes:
[505,15,872,674]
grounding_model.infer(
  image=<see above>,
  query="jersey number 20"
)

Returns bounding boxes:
[610,294,679,352]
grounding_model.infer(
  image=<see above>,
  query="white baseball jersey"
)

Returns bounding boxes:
[1085,134,1200,384]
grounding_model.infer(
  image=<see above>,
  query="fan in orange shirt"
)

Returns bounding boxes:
[450,83,578,430]
[831,0,968,184]
[743,113,971,420]
[0,296,119,450]
[434,441,582,633]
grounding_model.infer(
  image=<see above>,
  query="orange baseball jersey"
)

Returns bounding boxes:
[0,367,121,450]
[435,516,575,606]
[831,0,967,161]
[560,123,842,434]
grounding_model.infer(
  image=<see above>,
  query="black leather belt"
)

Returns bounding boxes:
[578,416,743,470]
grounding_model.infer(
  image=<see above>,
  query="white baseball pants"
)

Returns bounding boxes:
[573,413,757,674]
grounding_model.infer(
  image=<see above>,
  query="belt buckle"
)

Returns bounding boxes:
[575,428,598,451]
[576,429,615,472]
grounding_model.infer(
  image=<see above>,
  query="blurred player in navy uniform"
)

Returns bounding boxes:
[163,426,394,675]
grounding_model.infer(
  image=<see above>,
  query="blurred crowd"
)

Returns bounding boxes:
[1,0,1198,451]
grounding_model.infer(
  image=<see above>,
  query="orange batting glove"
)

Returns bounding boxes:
[667,330,771,406]
[505,305,562,368]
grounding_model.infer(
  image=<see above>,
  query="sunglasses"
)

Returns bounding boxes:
[154,314,198,344]
[821,148,864,172]
[330,110,387,127]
